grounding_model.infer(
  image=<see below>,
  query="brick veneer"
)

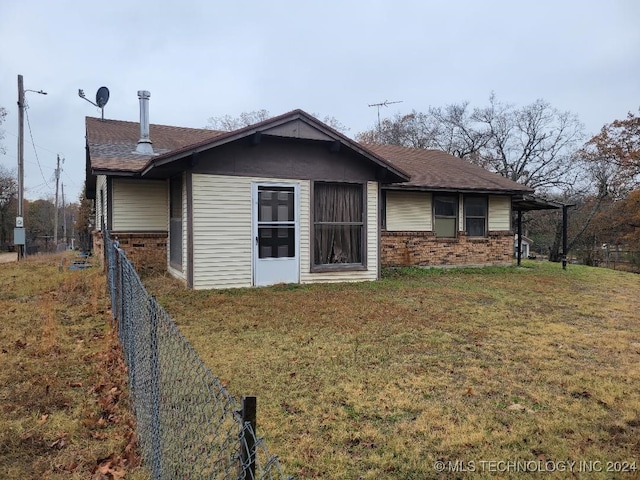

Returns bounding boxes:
[381,230,514,267]
[92,231,168,275]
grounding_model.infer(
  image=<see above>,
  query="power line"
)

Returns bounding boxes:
[3,129,60,156]
[24,104,51,190]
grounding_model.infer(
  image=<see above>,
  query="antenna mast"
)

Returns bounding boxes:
[368,100,403,138]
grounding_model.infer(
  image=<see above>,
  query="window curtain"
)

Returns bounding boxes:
[314,183,363,264]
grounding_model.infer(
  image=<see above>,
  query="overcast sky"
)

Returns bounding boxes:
[1,0,638,202]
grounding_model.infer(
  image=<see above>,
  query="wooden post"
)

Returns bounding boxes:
[240,396,257,480]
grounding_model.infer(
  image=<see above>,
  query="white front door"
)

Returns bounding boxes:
[253,183,299,286]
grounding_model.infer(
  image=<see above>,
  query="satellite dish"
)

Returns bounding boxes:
[96,87,110,108]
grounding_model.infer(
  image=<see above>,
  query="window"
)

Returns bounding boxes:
[464,196,487,237]
[169,175,182,269]
[433,195,458,237]
[313,182,364,267]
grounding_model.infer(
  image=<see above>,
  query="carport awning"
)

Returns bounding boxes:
[512,194,564,211]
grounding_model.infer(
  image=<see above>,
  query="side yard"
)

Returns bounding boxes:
[0,254,145,479]
[146,262,640,479]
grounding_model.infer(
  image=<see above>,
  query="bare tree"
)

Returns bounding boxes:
[357,94,585,191]
[206,109,271,131]
[0,106,7,155]
[472,95,585,191]
[206,109,349,133]
[0,165,17,248]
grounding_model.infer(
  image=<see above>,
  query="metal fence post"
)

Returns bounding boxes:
[116,249,123,335]
[148,297,163,479]
[240,396,257,480]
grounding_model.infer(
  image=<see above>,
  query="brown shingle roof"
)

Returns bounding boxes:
[86,115,532,194]
[364,144,533,194]
[86,117,223,173]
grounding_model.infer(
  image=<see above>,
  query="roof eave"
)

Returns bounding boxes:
[91,169,140,177]
[140,110,411,182]
[383,184,534,195]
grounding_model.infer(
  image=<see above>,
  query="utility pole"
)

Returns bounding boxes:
[15,74,47,260]
[61,182,66,247]
[16,76,25,260]
[54,154,61,247]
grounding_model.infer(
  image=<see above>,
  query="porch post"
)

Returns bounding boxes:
[562,204,568,270]
[517,209,523,266]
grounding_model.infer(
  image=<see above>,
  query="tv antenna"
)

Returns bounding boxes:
[368,100,403,135]
[78,86,110,120]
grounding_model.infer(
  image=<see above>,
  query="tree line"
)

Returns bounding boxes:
[0,165,92,253]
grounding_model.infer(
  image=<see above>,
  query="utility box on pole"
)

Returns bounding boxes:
[14,227,25,246]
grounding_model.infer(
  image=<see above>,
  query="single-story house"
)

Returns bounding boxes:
[514,234,533,259]
[86,92,534,289]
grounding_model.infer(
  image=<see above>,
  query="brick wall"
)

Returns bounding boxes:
[381,231,514,267]
[93,231,168,275]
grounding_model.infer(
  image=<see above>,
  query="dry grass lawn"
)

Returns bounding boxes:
[0,254,146,479]
[146,261,640,479]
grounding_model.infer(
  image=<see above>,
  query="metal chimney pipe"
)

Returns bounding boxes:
[136,90,154,154]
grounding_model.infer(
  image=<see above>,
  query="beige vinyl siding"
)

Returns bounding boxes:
[111,179,168,231]
[301,181,378,284]
[191,175,379,289]
[385,191,431,231]
[96,175,107,231]
[192,174,258,289]
[488,195,511,231]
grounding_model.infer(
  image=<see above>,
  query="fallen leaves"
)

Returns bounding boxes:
[49,432,68,449]
[92,454,126,480]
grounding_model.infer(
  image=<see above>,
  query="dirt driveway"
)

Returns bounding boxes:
[0,252,17,263]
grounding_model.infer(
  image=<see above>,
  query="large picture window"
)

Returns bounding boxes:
[464,196,487,237]
[433,195,458,237]
[313,182,364,267]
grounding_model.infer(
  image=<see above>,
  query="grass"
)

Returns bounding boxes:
[0,254,146,479]
[145,261,640,479]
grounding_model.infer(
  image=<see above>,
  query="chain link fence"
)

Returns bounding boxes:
[104,232,291,480]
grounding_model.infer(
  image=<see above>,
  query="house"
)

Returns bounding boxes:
[366,144,534,268]
[514,234,533,259]
[85,92,534,289]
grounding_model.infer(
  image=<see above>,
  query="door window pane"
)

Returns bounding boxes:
[259,188,294,222]
[258,226,295,258]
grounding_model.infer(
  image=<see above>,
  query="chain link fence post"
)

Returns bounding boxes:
[148,296,163,480]
[240,396,257,480]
